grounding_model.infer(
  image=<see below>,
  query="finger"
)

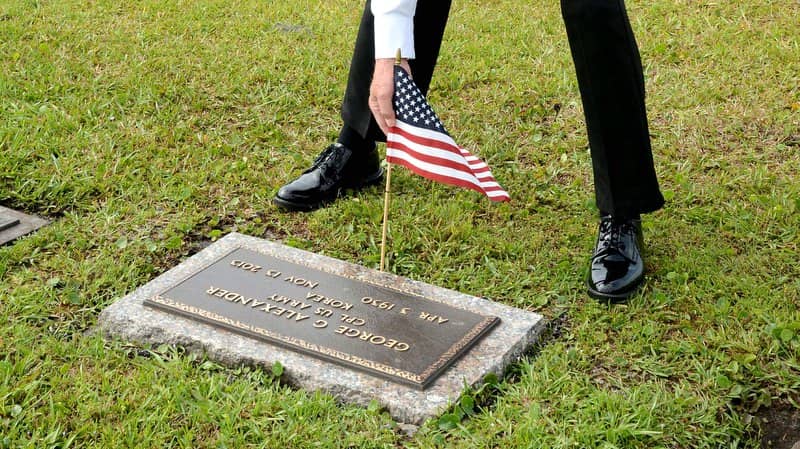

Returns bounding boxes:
[369,94,390,135]
[401,61,412,79]
[378,92,396,129]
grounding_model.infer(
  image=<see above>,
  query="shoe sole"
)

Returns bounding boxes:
[586,279,643,304]
[273,196,324,212]
[587,288,635,304]
[273,169,384,212]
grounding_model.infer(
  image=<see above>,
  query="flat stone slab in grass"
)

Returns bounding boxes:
[97,232,545,425]
[0,206,49,246]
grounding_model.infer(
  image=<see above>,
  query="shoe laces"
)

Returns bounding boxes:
[594,217,638,263]
[310,144,336,167]
[307,144,348,174]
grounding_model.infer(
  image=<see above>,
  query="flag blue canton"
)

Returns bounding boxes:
[393,66,447,134]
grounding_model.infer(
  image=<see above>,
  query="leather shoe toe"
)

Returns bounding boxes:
[274,143,383,212]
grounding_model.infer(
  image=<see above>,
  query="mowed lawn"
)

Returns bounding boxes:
[1,0,798,447]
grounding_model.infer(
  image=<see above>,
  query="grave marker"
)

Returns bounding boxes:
[98,233,544,424]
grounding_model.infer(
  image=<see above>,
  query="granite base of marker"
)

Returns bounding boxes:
[96,233,545,425]
[0,206,49,246]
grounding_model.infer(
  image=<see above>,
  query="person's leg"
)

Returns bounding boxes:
[342,0,452,144]
[275,0,452,212]
[561,0,663,217]
[560,0,664,301]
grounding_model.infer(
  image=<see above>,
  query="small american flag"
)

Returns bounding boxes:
[386,65,510,202]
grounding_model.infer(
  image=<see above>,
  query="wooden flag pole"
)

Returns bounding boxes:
[379,162,392,271]
[379,49,402,272]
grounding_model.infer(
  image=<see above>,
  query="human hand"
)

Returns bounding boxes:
[369,58,411,135]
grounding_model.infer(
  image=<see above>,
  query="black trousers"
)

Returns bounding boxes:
[341,0,664,218]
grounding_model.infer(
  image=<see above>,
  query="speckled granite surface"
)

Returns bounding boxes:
[97,233,545,425]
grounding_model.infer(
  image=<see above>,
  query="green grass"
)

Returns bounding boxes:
[1,0,799,447]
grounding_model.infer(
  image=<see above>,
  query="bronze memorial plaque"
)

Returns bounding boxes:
[144,247,499,389]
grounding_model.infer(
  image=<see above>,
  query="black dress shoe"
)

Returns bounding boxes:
[274,143,383,212]
[587,215,645,302]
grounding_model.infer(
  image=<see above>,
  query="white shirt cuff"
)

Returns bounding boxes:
[371,2,416,59]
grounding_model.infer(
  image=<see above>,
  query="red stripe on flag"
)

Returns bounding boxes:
[387,143,506,193]
[388,126,495,177]
[386,155,510,202]
[387,140,475,176]
[391,125,461,154]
